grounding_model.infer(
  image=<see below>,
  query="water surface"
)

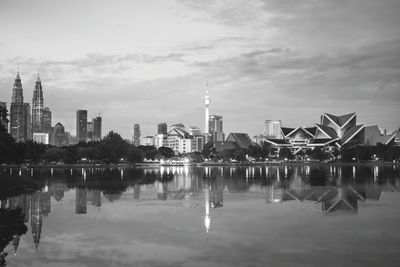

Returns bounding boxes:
[1,165,400,267]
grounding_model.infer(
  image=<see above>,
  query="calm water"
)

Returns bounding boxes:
[1,165,400,267]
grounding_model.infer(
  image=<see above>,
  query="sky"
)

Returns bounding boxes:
[0,0,399,139]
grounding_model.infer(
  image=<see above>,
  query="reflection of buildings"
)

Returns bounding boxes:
[87,189,101,207]
[31,192,43,250]
[208,176,223,208]
[76,188,87,214]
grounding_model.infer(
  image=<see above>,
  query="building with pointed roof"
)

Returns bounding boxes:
[32,74,44,133]
[10,72,31,142]
[262,112,396,154]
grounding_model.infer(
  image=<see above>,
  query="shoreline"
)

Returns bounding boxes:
[1,161,398,169]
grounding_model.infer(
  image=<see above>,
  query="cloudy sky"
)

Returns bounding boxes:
[0,0,399,139]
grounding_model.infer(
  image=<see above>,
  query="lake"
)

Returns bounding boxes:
[1,164,400,267]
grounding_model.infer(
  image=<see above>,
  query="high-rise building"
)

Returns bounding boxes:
[92,116,102,140]
[262,120,282,139]
[209,115,224,142]
[53,122,65,147]
[10,72,31,142]
[32,74,44,133]
[158,122,167,134]
[76,110,87,142]
[133,124,141,146]
[87,121,93,141]
[33,133,49,144]
[0,101,8,130]
[189,126,202,136]
[42,107,52,133]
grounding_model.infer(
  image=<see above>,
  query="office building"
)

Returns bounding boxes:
[53,122,65,147]
[209,115,224,142]
[158,122,167,134]
[133,124,141,146]
[32,75,44,133]
[42,107,52,133]
[87,121,93,141]
[76,110,87,142]
[10,72,31,142]
[92,116,102,140]
[0,101,8,130]
[33,133,49,144]
[263,120,282,139]
[189,126,202,136]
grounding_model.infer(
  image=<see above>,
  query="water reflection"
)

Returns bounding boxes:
[0,164,399,265]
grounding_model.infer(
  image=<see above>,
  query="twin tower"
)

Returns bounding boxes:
[9,72,52,142]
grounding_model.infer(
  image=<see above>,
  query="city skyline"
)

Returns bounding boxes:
[0,0,399,139]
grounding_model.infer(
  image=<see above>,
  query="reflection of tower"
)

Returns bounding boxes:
[75,188,87,214]
[133,183,140,199]
[12,234,20,255]
[204,85,211,142]
[204,180,211,234]
[31,192,43,250]
[209,176,223,208]
[41,191,51,216]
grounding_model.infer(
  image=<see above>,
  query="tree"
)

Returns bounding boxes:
[101,131,129,163]
[158,146,175,158]
[126,146,144,163]
[278,147,293,160]
[43,147,65,163]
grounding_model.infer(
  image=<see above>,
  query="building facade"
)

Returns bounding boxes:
[209,114,224,142]
[263,120,282,139]
[10,72,31,142]
[53,122,65,147]
[133,124,141,146]
[92,116,102,140]
[42,107,52,133]
[32,75,44,133]
[0,101,8,130]
[76,110,87,142]
[158,122,168,134]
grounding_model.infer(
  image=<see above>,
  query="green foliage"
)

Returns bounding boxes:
[278,147,293,160]
[158,146,175,158]
[43,147,65,162]
[127,146,145,163]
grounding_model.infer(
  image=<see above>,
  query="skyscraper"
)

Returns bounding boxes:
[262,120,282,139]
[76,110,87,142]
[92,116,102,140]
[133,124,141,146]
[157,122,167,134]
[87,121,93,141]
[42,107,52,133]
[32,74,44,133]
[53,122,65,147]
[10,72,31,142]
[0,101,8,130]
[209,115,224,142]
